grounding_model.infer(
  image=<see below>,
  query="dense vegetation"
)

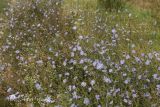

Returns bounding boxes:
[0,0,160,106]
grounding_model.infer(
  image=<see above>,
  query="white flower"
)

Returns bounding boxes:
[88,87,92,92]
[120,60,125,65]
[78,35,83,40]
[129,13,132,17]
[156,84,160,89]
[36,60,43,65]
[72,91,79,99]
[132,68,136,72]
[49,47,52,52]
[103,76,112,83]
[51,61,56,68]
[72,47,77,51]
[93,60,104,70]
[148,53,153,59]
[115,34,118,38]
[156,84,160,90]
[125,54,130,59]
[115,88,120,93]
[65,72,70,76]
[77,45,82,51]
[145,60,150,65]
[131,44,135,48]
[0,65,5,72]
[124,78,130,84]
[71,52,75,57]
[95,95,100,100]
[7,88,12,93]
[55,52,59,57]
[158,67,160,71]
[90,80,95,86]
[93,60,97,66]
[153,74,158,79]
[80,51,85,56]
[132,50,136,54]
[37,23,41,27]
[6,94,18,101]
[138,75,142,79]
[141,53,145,57]
[63,61,67,66]
[123,73,127,77]
[135,57,141,63]
[144,92,151,98]
[112,28,116,34]
[79,59,84,64]
[69,59,77,64]
[132,93,137,98]
[97,62,104,70]
[97,105,101,107]
[70,103,77,107]
[43,96,54,103]
[109,100,113,104]
[15,50,20,54]
[35,83,42,90]
[109,69,113,73]
[63,79,67,83]
[72,85,76,90]
[83,98,90,105]
[81,82,87,87]
[64,32,68,35]
[123,98,128,103]
[72,26,77,30]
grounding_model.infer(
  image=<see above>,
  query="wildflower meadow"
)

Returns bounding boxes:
[0,0,160,107]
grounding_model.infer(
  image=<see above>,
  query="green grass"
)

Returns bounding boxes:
[0,0,7,13]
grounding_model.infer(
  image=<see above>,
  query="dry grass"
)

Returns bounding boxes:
[128,0,160,9]
[128,0,160,26]
[128,0,160,18]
